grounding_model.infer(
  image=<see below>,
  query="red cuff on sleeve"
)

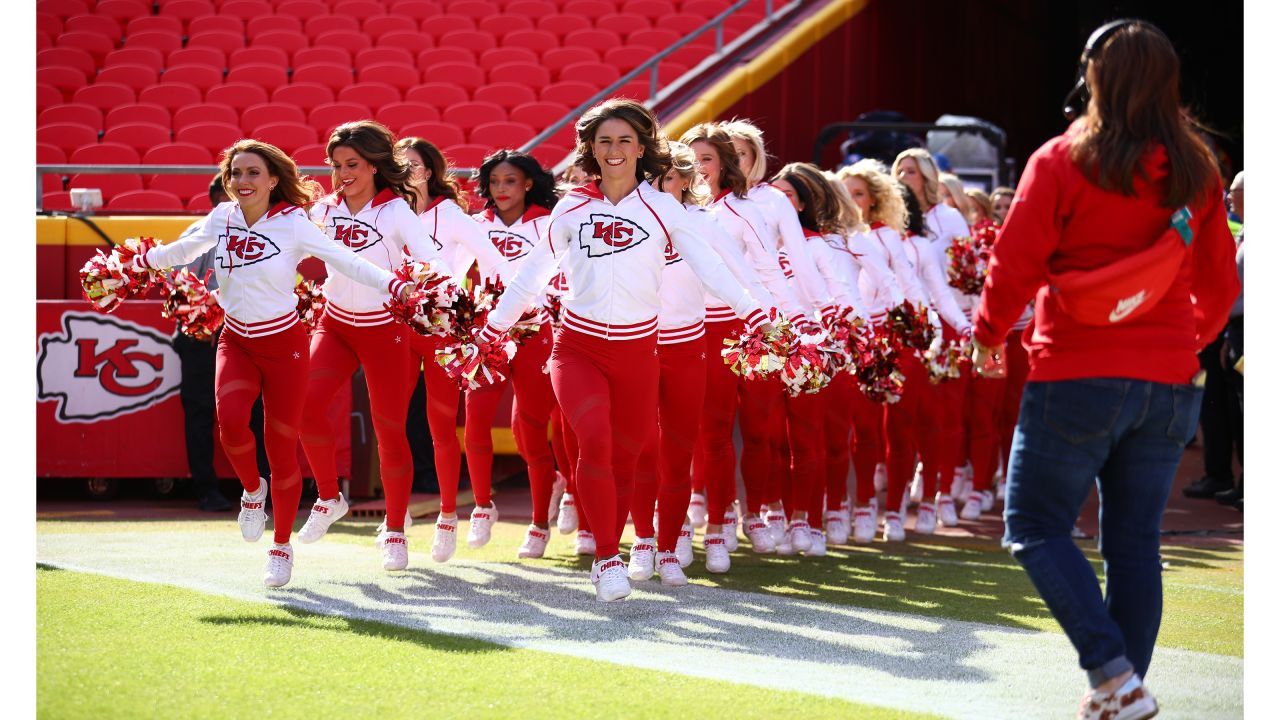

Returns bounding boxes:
[743,308,767,331]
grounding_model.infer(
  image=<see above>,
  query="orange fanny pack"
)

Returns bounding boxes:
[1047,207,1194,326]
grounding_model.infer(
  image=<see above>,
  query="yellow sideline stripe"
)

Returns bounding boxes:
[663,0,868,138]
[36,216,67,246]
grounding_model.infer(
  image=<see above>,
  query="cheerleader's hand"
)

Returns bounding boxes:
[475,323,501,344]
[972,339,1007,379]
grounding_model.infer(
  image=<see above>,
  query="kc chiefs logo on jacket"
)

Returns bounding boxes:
[489,229,531,260]
[663,238,682,266]
[326,216,384,253]
[577,213,649,258]
[218,226,281,269]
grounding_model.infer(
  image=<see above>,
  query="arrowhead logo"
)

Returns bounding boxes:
[489,230,531,260]
[218,226,281,269]
[1108,290,1147,323]
[327,216,384,253]
[577,213,649,258]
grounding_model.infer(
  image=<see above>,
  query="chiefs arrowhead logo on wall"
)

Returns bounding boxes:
[218,226,281,269]
[327,215,384,252]
[36,313,181,423]
[577,213,649,258]
[489,230,531,260]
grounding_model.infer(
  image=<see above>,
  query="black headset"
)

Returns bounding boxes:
[1061,18,1141,121]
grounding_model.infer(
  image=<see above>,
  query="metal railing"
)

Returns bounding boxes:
[811,121,1014,188]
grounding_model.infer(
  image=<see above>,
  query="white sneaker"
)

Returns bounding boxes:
[910,462,924,503]
[915,502,937,534]
[591,555,632,602]
[722,507,739,552]
[238,479,268,542]
[949,466,968,500]
[374,510,413,536]
[575,530,596,556]
[656,551,688,586]
[467,503,498,548]
[377,530,408,571]
[960,491,985,521]
[263,543,292,587]
[838,496,852,532]
[936,493,958,527]
[687,492,708,528]
[744,517,776,553]
[882,511,905,542]
[628,537,656,581]
[788,520,812,551]
[825,511,849,544]
[431,514,458,563]
[516,525,550,559]
[557,493,578,534]
[852,507,875,544]
[873,462,887,492]
[803,528,826,557]
[762,508,787,545]
[980,488,995,512]
[704,532,730,573]
[296,493,349,544]
[869,494,879,517]
[675,524,694,567]
[548,472,567,522]
[775,532,796,556]
[1078,673,1159,720]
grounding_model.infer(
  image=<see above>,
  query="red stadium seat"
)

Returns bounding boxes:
[250,30,308,56]
[64,14,121,38]
[333,0,383,15]
[229,47,289,69]
[446,0,492,20]
[540,81,596,107]
[37,31,53,51]
[36,12,63,37]
[598,13,651,35]
[604,46,655,72]
[187,15,242,38]
[314,30,372,52]
[417,47,473,70]
[73,82,136,111]
[251,122,319,154]
[561,0,613,17]
[173,103,239,130]
[376,102,440,131]
[612,79,651,101]
[101,123,171,154]
[220,0,272,20]
[473,83,538,108]
[389,0,441,21]
[379,30,432,53]
[629,0,677,18]
[104,47,165,69]
[560,61,620,88]
[424,62,485,92]
[39,104,103,129]
[37,47,95,76]
[246,15,301,41]
[291,143,330,168]
[96,64,161,92]
[188,30,246,55]
[187,193,213,213]
[42,191,77,211]
[38,83,64,111]
[125,16,182,37]
[659,60,689,84]
[147,170,218,205]
[356,65,419,93]
[529,143,573,168]
[355,47,414,69]
[293,47,351,69]
[563,28,621,54]
[36,67,86,100]
[272,83,335,110]
[68,173,144,201]
[442,101,506,130]
[309,102,373,135]
[226,64,290,92]
[490,61,550,88]
[478,47,539,73]
[535,13,589,38]
[509,101,572,130]
[362,15,409,40]
[400,122,464,148]
[176,122,244,154]
[502,29,558,55]
[240,103,306,134]
[419,14,475,38]
[161,64,224,91]
[205,82,270,112]
[442,143,488,168]
[38,144,67,193]
[56,31,114,62]
[125,31,184,56]
[440,29,497,54]
[38,0,90,15]
[469,121,535,149]
[478,15,531,37]
[276,0,327,16]
[107,189,185,212]
[663,13,706,35]
[69,142,140,164]
[105,104,171,130]
[303,15,349,40]
[338,82,401,110]
[629,28,681,50]
[142,142,212,165]
[405,83,468,108]
[292,63,355,92]
[542,47,599,77]
[38,123,99,155]
[681,0,730,14]
[139,82,203,111]
[158,0,216,23]
[167,46,226,70]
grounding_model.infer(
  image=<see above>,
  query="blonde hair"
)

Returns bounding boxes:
[965,187,993,223]
[719,118,769,185]
[220,139,321,209]
[838,159,906,234]
[938,172,974,224]
[891,148,940,209]
[666,141,711,206]
[823,170,863,235]
[679,122,748,198]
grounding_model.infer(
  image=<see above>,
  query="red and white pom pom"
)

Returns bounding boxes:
[924,337,972,384]
[79,236,162,313]
[780,323,837,397]
[821,312,865,375]
[435,337,517,390]
[853,324,907,404]
[294,278,326,332]
[887,300,935,352]
[384,259,464,337]
[945,234,990,295]
[721,309,790,382]
[161,268,224,340]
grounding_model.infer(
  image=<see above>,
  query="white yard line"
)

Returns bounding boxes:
[37,531,1242,720]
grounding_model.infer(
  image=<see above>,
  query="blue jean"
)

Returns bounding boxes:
[1003,378,1203,687]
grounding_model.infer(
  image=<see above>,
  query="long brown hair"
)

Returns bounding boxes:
[679,122,748,198]
[395,136,462,205]
[773,162,840,234]
[219,139,320,209]
[574,98,670,182]
[1068,20,1218,207]
[327,120,419,208]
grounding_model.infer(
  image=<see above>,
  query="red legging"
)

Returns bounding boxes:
[631,339,706,552]
[849,385,885,506]
[299,314,414,531]
[215,323,310,545]
[920,323,969,500]
[776,390,824,522]
[407,333,463,515]
[550,326,658,559]
[819,372,855,518]
[464,324,557,524]
[551,406,591,533]
[882,353,930,513]
[966,371,1008,493]
[998,328,1032,473]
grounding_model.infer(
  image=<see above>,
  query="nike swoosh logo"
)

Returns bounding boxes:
[1108,290,1147,322]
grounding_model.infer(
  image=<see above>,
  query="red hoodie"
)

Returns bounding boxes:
[972,126,1239,385]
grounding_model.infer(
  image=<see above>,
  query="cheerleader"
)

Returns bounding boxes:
[473,99,770,601]
[395,136,504,563]
[136,140,411,586]
[292,121,437,573]
[463,149,562,559]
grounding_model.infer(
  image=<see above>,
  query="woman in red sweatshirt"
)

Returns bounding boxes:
[971,20,1238,718]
